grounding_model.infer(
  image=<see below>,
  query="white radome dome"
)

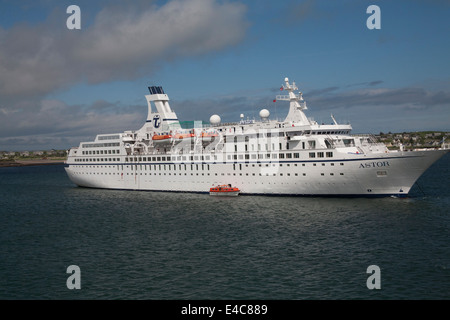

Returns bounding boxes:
[210,114,221,125]
[259,109,270,119]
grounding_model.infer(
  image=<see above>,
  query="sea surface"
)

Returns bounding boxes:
[0,154,449,300]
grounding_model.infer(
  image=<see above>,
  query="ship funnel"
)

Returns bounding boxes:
[148,86,165,95]
[143,86,180,131]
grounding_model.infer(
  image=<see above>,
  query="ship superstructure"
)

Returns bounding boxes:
[65,78,448,196]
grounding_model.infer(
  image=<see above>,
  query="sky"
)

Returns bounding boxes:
[0,0,449,151]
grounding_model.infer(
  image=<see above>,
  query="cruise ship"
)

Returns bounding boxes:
[65,77,448,197]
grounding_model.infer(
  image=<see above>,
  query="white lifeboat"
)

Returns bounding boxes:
[173,131,195,144]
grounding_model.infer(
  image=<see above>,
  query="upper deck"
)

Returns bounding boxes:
[66,77,397,160]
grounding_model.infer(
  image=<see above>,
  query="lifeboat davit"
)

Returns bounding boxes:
[209,184,240,196]
[201,131,218,144]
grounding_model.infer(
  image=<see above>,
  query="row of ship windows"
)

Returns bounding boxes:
[74,156,343,166]
[71,171,346,177]
[75,158,120,162]
[81,150,120,155]
[71,162,346,170]
[310,152,334,158]
[81,142,120,148]
[122,151,333,162]
[74,151,334,162]
[72,170,389,178]
[218,129,349,136]
[97,135,121,141]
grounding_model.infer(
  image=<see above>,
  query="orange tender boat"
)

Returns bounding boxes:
[152,134,172,141]
[209,184,240,196]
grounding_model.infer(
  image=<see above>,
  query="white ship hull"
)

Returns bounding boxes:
[65,149,447,197]
[64,79,449,197]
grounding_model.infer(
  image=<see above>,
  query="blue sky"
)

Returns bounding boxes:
[0,0,449,151]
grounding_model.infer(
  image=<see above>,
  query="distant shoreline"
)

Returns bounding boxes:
[0,159,65,167]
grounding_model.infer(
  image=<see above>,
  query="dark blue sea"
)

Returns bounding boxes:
[0,154,449,301]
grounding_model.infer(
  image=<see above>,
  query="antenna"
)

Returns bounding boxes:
[331,114,338,125]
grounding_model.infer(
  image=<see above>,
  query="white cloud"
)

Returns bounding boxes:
[73,0,248,83]
[0,98,146,151]
[307,87,450,110]
[0,0,248,100]
[0,0,248,150]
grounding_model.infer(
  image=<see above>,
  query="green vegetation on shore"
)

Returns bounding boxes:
[0,149,67,162]
[376,131,449,150]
